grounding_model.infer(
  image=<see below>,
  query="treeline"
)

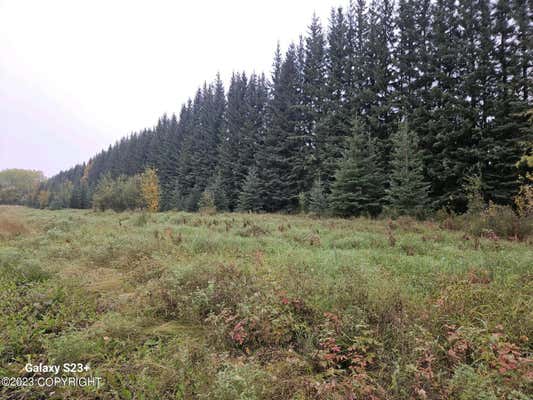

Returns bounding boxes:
[0,169,45,206]
[38,0,531,216]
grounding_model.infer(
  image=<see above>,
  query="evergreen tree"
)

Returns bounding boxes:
[480,0,529,204]
[317,7,352,190]
[184,186,202,212]
[237,167,263,212]
[173,77,225,208]
[387,122,429,216]
[512,0,531,103]
[308,177,328,214]
[365,0,396,148]
[205,172,229,211]
[301,14,327,187]
[174,100,196,209]
[421,0,466,210]
[346,0,369,112]
[330,118,386,217]
[70,183,82,209]
[394,0,418,114]
[217,72,248,209]
[241,73,268,176]
[158,114,183,210]
[219,72,269,211]
[255,44,302,212]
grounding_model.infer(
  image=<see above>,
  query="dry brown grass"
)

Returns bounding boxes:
[0,208,29,238]
[85,267,127,294]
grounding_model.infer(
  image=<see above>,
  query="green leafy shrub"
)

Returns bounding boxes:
[92,173,142,212]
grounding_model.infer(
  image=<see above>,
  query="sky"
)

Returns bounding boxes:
[0,0,339,177]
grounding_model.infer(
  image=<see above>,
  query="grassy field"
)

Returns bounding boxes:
[0,206,531,399]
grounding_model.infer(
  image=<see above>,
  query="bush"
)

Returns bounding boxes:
[435,201,533,240]
[465,203,532,240]
[92,173,142,212]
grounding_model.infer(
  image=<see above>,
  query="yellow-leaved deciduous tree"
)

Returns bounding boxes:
[81,160,92,184]
[515,175,532,218]
[140,167,160,212]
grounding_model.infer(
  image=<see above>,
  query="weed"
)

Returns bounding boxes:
[0,206,531,399]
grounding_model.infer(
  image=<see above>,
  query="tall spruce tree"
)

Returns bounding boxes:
[317,7,352,191]
[175,97,198,208]
[394,0,418,114]
[480,0,529,204]
[346,0,367,112]
[237,167,263,212]
[330,118,386,217]
[364,0,396,162]
[301,14,327,189]
[292,36,312,196]
[512,0,531,103]
[421,0,467,210]
[157,114,184,210]
[217,72,248,209]
[204,171,229,211]
[238,73,269,204]
[255,44,302,212]
[406,0,432,184]
[387,122,429,215]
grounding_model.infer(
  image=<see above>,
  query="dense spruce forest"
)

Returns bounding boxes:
[36,0,531,215]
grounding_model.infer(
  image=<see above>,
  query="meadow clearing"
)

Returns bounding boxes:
[0,205,531,399]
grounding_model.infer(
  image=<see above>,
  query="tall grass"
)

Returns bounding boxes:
[0,206,531,399]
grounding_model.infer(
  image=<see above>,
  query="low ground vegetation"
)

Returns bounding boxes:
[0,206,531,399]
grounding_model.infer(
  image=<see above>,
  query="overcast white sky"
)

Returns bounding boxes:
[0,0,340,177]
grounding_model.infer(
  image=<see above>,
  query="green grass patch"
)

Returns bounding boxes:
[0,206,531,399]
